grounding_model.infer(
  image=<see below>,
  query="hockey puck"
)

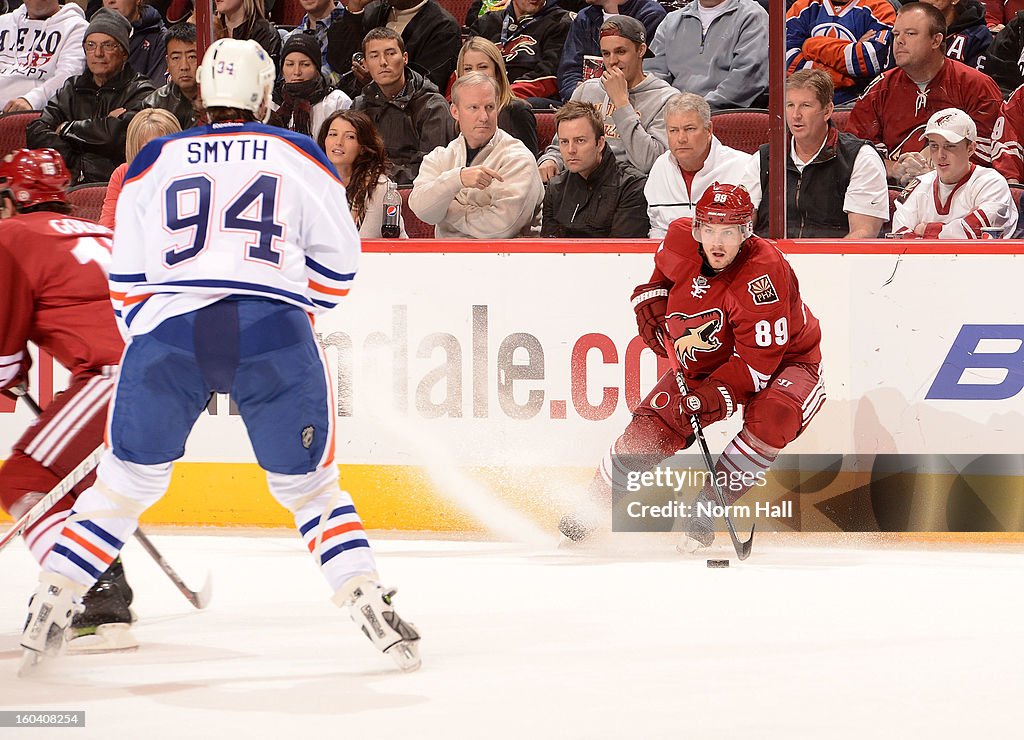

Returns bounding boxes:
[706,559,730,568]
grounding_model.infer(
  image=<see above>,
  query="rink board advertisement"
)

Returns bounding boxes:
[1,241,1022,531]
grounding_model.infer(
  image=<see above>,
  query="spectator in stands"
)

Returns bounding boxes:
[538,16,675,182]
[325,0,460,100]
[0,0,88,113]
[557,0,666,103]
[847,2,1012,185]
[287,0,347,86]
[273,33,351,138]
[891,107,1018,237]
[409,73,543,238]
[26,8,155,185]
[99,107,180,228]
[318,109,406,238]
[351,27,455,185]
[214,0,282,65]
[918,0,991,69]
[739,70,889,239]
[144,22,200,129]
[541,101,649,237]
[978,12,1024,97]
[989,84,1024,181]
[785,0,895,105]
[469,0,573,107]
[985,1,1024,34]
[456,37,538,158]
[644,0,768,111]
[103,0,167,86]
[642,92,748,239]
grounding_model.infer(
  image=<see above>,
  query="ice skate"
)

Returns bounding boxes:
[68,558,138,653]
[677,517,716,554]
[19,571,86,676]
[558,512,595,546]
[336,575,421,672]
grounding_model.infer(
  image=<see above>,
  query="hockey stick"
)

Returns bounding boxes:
[657,329,754,560]
[7,387,212,608]
[0,441,104,553]
[133,529,212,609]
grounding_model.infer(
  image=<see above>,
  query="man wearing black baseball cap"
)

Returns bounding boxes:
[539,14,676,181]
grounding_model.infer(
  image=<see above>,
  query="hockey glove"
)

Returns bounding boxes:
[631,282,670,357]
[680,383,735,426]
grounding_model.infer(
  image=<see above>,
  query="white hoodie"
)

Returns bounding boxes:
[0,4,88,110]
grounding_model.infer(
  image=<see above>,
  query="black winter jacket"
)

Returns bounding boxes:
[984,11,1024,98]
[326,0,460,98]
[542,146,649,237]
[351,69,456,186]
[129,5,168,87]
[469,0,572,101]
[26,65,155,185]
[144,82,200,130]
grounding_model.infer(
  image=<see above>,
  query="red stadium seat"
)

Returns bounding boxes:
[0,110,42,159]
[66,183,107,224]
[535,112,556,150]
[831,106,852,132]
[272,0,305,25]
[710,108,769,154]
[399,187,435,238]
[440,0,479,27]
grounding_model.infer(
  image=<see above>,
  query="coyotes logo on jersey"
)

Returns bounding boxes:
[666,308,724,368]
[502,36,539,62]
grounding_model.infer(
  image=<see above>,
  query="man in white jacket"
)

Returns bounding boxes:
[0,0,88,113]
[644,92,749,238]
[892,107,1018,238]
[410,73,543,239]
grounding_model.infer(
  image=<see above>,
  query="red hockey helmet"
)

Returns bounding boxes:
[693,183,754,241]
[0,149,70,210]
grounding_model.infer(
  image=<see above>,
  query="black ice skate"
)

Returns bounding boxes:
[68,557,138,653]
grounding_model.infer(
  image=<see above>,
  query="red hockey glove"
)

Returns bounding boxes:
[631,281,670,357]
[680,383,735,425]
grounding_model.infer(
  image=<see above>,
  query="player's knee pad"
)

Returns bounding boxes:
[0,452,52,514]
[620,413,692,461]
[265,465,341,514]
[76,455,173,517]
[742,396,802,451]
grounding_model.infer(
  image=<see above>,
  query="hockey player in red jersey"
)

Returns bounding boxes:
[0,148,137,649]
[560,183,826,550]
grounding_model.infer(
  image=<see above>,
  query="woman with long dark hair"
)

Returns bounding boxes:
[318,109,407,238]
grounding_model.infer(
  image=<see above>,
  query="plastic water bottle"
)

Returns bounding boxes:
[381,181,401,239]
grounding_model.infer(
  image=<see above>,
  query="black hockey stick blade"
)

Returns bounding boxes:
[133,529,213,610]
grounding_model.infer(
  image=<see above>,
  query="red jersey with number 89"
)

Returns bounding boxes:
[650,218,822,404]
[0,212,123,391]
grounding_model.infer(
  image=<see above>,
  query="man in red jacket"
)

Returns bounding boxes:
[561,183,826,551]
[0,148,136,650]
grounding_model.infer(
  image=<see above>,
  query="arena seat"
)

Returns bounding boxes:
[710,108,769,154]
[66,183,107,224]
[399,187,435,238]
[0,110,42,159]
[831,106,852,132]
[535,111,556,150]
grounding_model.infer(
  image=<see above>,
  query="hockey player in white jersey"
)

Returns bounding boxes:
[891,108,1018,238]
[18,39,420,675]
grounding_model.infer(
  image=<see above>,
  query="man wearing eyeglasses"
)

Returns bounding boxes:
[26,8,154,185]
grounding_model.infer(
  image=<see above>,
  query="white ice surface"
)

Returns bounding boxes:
[1,532,1022,739]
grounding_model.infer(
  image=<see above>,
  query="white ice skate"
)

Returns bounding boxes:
[335,575,421,672]
[677,519,716,555]
[19,571,86,677]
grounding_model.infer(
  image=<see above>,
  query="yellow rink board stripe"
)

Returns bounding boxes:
[0,462,590,531]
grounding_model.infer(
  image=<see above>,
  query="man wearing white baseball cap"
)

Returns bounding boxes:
[891,107,1018,238]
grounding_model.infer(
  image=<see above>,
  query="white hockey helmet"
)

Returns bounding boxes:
[198,38,276,122]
